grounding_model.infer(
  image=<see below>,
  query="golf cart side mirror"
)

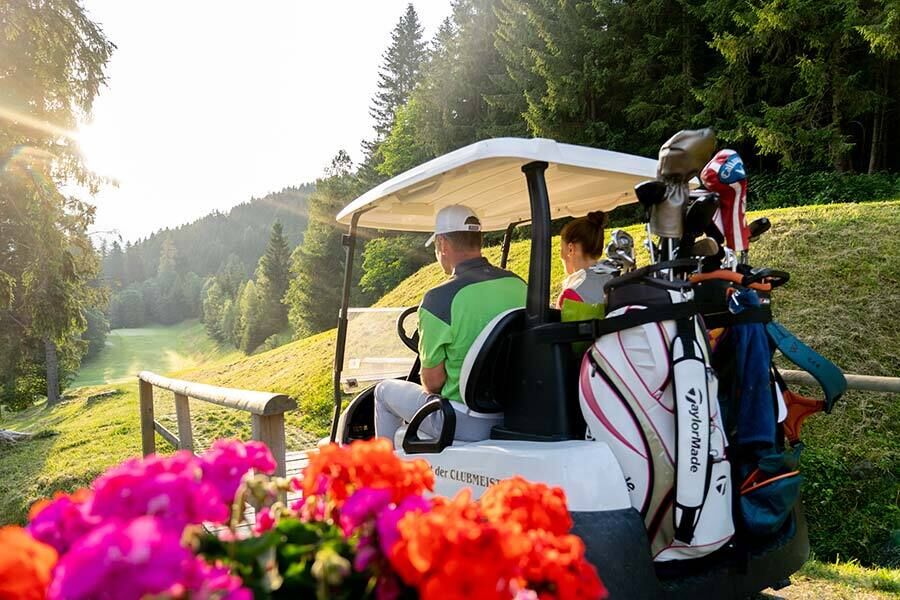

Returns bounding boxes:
[402,395,457,454]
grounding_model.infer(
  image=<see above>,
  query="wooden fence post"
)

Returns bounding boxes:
[174,393,194,452]
[252,413,287,478]
[139,378,155,456]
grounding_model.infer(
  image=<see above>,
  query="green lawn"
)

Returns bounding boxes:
[72,319,240,387]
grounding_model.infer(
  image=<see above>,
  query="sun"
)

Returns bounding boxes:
[75,119,123,179]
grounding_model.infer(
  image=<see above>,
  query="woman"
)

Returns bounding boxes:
[556,211,613,317]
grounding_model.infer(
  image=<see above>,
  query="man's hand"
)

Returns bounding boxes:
[421,362,447,395]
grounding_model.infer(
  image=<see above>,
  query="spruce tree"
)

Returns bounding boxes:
[369,4,427,140]
[255,221,292,338]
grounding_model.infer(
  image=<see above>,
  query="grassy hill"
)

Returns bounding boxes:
[1,201,898,566]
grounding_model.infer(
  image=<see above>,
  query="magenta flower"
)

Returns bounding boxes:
[375,494,430,555]
[200,439,276,504]
[89,451,229,527]
[27,492,99,555]
[48,516,192,600]
[254,507,276,534]
[339,487,392,536]
[176,557,253,600]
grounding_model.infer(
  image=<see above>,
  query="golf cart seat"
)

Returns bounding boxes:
[401,308,526,453]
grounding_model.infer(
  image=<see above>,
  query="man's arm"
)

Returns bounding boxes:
[421,362,447,395]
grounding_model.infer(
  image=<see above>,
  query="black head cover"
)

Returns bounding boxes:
[634,180,667,221]
[748,217,771,242]
[684,192,720,238]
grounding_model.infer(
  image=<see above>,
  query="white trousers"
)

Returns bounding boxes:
[373,379,502,448]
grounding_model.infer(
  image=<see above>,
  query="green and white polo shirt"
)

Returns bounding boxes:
[417,257,526,403]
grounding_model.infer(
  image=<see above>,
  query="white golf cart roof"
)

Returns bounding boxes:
[336,138,657,232]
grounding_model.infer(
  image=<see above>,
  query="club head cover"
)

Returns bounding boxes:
[701,149,749,251]
[657,128,718,181]
[684,191,720,238]
[748,217,771,242]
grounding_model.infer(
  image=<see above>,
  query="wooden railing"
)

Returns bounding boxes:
[137,371,297,476]
[781,369,900,394]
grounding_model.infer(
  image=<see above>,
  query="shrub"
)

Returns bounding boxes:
[750,171,900,210]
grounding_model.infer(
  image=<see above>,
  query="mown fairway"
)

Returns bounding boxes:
[71,320,240,387]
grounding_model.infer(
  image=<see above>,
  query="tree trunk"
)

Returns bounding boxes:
[44,337,60,405]
[0,429,34,444]
[869,107,882,174]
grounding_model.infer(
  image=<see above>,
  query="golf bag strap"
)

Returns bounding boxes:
[671,315,713,544]
[765,321,847,412]
[533,302,699,345]
[595,302,697,337]
[694,303,771,330]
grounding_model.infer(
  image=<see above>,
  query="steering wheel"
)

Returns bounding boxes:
[397,306,420,353]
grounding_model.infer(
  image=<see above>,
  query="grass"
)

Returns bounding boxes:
[1,201,898,568]
[72,319,240,387]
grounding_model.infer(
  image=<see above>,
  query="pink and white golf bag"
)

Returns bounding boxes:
[579,282,734,562]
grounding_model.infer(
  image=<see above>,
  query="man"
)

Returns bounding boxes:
[374,205,526,446]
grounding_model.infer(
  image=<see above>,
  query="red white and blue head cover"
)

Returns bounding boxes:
[701,150,749,252]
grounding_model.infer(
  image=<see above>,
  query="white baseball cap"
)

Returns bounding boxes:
[425,205,482,246]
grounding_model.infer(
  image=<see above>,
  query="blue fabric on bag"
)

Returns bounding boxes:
[741,473,803,537]
[731,321,776,446]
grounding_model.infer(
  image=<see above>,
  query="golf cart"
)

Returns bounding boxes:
[328,137,816,599]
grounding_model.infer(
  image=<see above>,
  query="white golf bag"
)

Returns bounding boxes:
[579,285,734,562]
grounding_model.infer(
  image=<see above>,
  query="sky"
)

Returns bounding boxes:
[76,1,452,242]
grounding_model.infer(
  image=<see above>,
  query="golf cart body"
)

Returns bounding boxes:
[330,138,809,599]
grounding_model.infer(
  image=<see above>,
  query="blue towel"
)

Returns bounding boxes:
[731,322,776,446]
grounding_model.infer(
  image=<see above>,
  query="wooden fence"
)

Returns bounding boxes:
[137,371,297,476]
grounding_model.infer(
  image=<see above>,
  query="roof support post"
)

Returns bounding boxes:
[330,212,362,443]
[521,161,551,325]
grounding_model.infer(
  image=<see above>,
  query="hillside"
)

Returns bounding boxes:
[1,201,898,566]
[103,184,314,287]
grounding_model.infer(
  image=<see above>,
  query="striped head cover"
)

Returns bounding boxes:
[701,150,749,252]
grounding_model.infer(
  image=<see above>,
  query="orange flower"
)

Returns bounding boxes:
[519,530,606,600]
[0,526,58,600]
[389,490,527,600]
[300,439,434,505]
[480,477,572,535]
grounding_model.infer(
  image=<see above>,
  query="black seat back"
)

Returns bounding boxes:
[459,308,525,413]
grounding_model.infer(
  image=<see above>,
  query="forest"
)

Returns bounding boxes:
[4,0,900,409]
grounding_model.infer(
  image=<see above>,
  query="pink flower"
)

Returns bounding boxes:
[89,451,229,527]
[48,516,192,600]
[200,439,276,505]
[375,494,430,555]
[176,557,253,600]
[253,507,276,534]
[339,488,392,536]
[27,492,99,555]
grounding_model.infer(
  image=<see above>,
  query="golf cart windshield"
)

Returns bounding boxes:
[340,307,417,393]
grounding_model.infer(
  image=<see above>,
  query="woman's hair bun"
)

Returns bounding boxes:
[586,211,608,228]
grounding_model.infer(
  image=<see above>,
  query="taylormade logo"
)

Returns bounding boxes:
[686,387,704,473]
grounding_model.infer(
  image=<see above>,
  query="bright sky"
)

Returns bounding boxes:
[77,1,452,242]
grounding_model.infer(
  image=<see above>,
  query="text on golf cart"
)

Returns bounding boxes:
[433,466,501,488]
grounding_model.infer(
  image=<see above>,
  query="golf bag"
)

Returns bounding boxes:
[579,266,734,562]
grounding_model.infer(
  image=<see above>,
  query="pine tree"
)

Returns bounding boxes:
[105,241,125,288]
[237,280,264,353]
[369,4,427,140]
[285,166,361,338]
[255,222,292,338]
